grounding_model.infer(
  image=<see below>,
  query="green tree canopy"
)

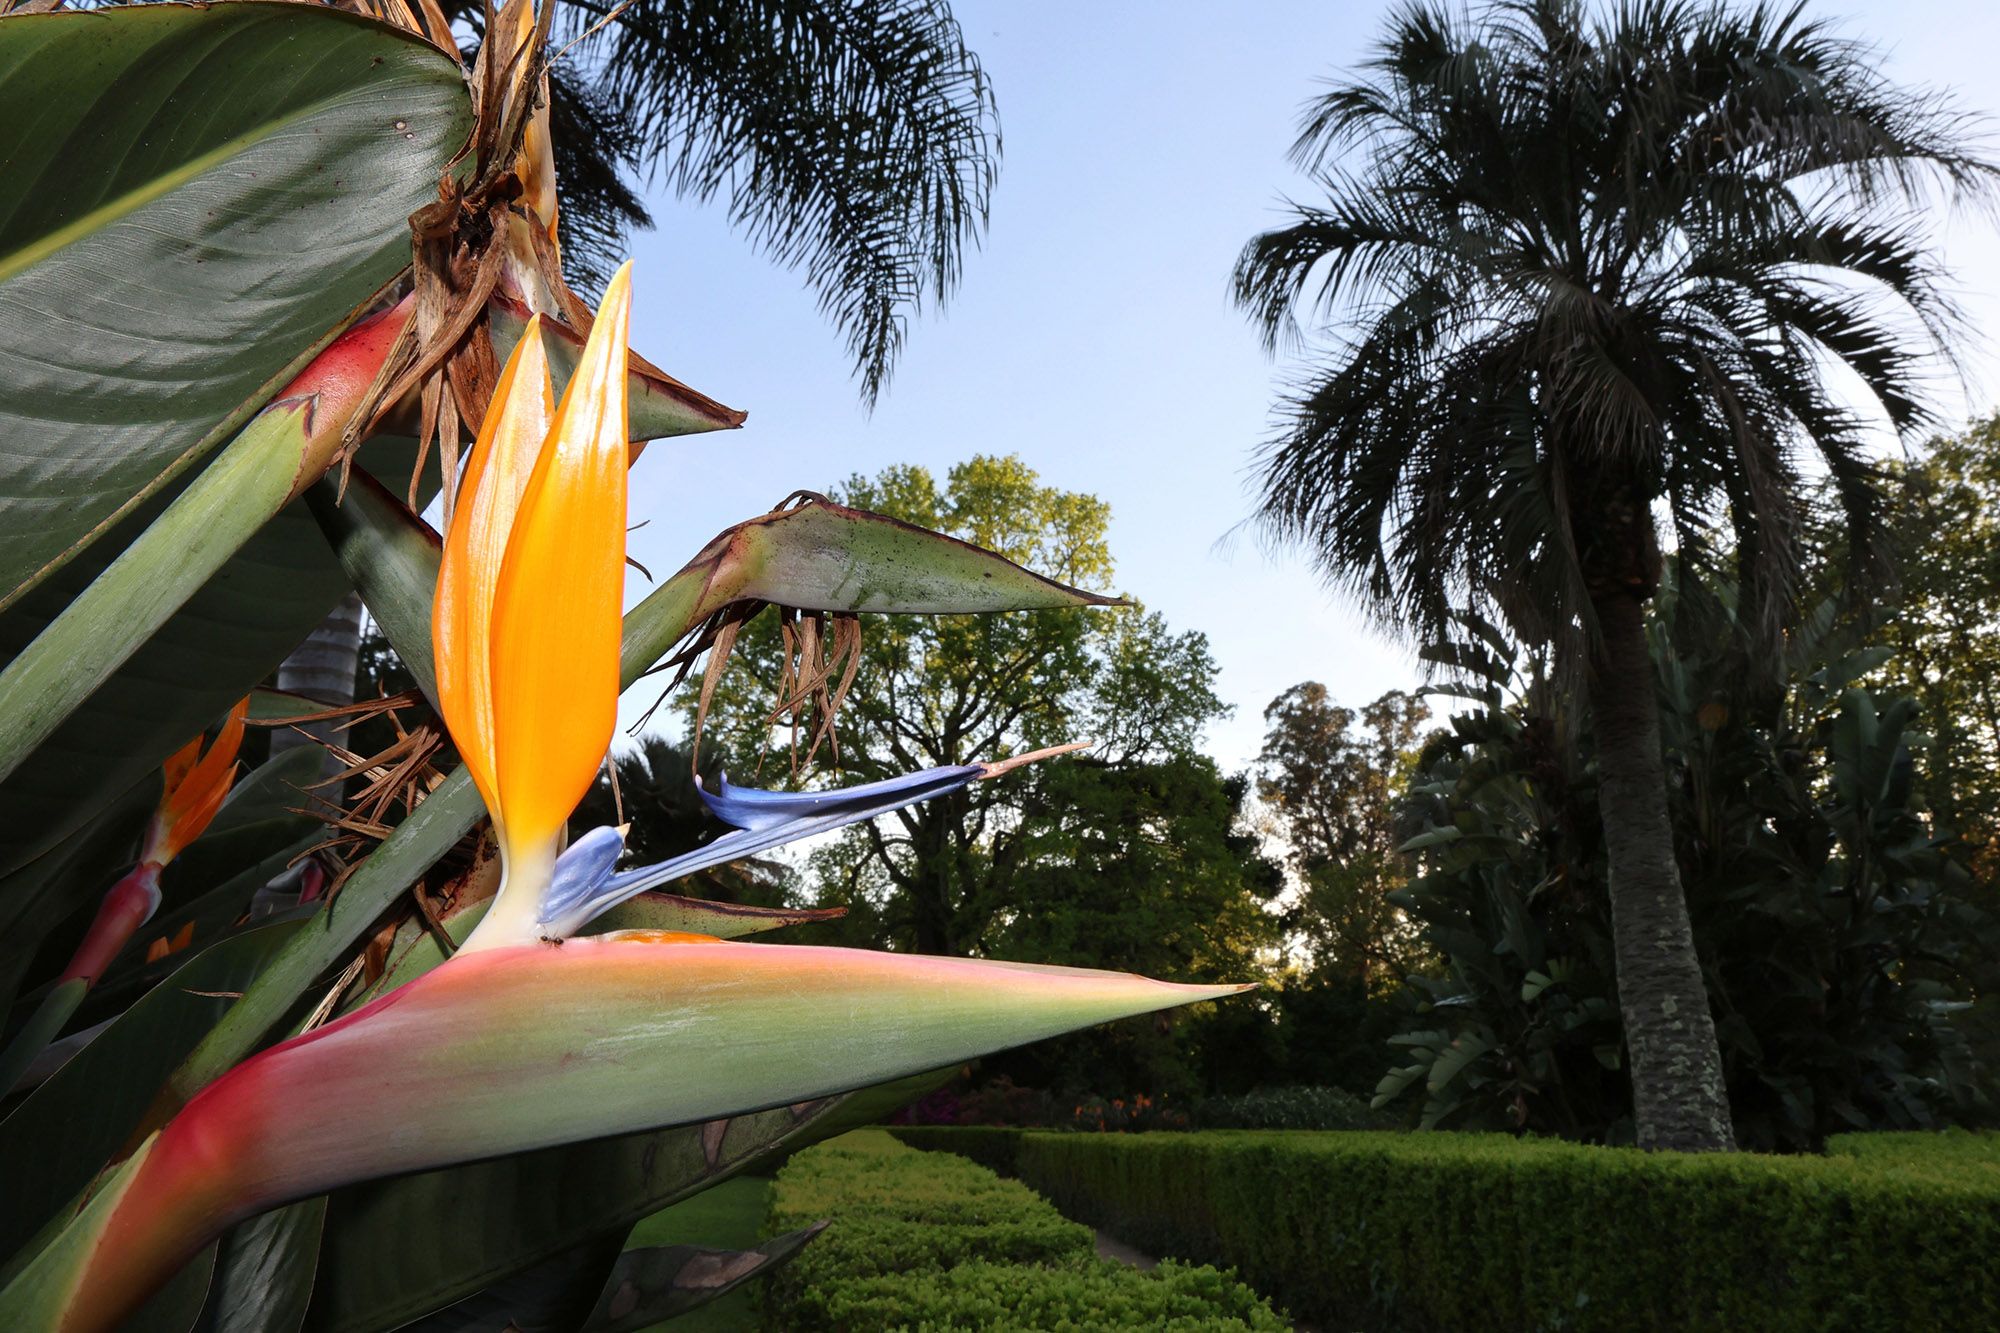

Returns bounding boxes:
[687,456,1271,970]
[1869,419,2000,884]
[1256,684,1431,987]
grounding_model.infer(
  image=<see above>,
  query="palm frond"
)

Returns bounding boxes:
[561,0,999,403]
[1237,0,1996,676]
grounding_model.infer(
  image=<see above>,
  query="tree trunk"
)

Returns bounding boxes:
[272,593,365,795]
[1589,590,1734,1152]
[910,819,955,956]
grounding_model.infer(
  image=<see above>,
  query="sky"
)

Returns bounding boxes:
[614,0,2000,773]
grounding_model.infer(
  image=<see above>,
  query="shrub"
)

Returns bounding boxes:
[1825,1128,2000,1175]
[896,1127,2000,1331]
[793,1259,1286,1332]
[764,1131,1285,1330]
[1069,1091,1192,1132]
[888,1125,1024,1175]
[1191,1085,1392,1131]
[1386,596,1996,1150]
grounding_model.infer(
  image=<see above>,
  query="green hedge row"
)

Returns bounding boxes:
[889,1126,2000,1332]
[762,1130,1287,1330]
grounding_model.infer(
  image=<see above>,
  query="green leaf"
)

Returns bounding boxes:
[196,1201,324,1333]
[581,1224,827,1332]
[0,1,468,605]
[307,1073,941,1331]
[675,498,1124,616]
[0,405,333,789]
[0,451,406,882]
[0,920,303,1269]
[396,1235,627,1333]
[1399,826,1464,852]
[0,978,88,1102]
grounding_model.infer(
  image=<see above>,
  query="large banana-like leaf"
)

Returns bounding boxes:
[0,2,468,607]
[0,776,156,1024]
[0,921,303,1270]
[581,1225,827,1333]
[196,1202,323,1333]
[1,941,1241,1329]
[403,1221,826,1333]
[307,1101,826,1332]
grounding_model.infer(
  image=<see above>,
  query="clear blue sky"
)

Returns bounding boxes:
[615,0,2000,771]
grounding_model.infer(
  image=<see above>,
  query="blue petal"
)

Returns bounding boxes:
[702,765,981,831]
[536,766,982,937]
[538,824,627,927]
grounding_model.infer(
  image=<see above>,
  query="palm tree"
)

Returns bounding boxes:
[513,0,997,402]
[1233,0,1994,1151]
[570,735,787,903]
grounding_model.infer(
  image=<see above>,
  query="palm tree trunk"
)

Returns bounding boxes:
[272,593,365,795]
[1589,590,1733,1152]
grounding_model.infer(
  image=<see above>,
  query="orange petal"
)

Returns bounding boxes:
[488,262,632,856]
[434,319,556,829]
[154,764,236,865]
[159,735,203,804]
[178,700,246,809]
[147,701,247,864]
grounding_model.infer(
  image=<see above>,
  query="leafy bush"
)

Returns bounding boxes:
[1383,589,1997,1150]
[764,1131,1285,1331]
[1190,1085,1391,1131]
[790,1259,1287,1332]
[888,1125,1025,1176]
[892,1074,1066,1128]
[896,1127,2000,1332]
[1825,1127,2000,1175]
[1070,1091,1191,1132]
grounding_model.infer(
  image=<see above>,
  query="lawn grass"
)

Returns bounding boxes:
[624,1175,773,1333]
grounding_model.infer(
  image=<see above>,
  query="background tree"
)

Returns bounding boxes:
[1256,683,1430,986]
[1869,419,2000,886]
[570,735,788,905]
[692,455,1234,953]
[976,756,1284,1097]
[1233,0,1995,1151]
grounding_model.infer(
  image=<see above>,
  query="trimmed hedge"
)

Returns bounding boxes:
[890,1126,2000,1332]
[888,1124,1025,1175]
[763,1130,1286,1330]
[1192,1084,1392,1131]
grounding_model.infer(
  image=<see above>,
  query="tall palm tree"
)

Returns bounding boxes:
[1233,0,1994,1151]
